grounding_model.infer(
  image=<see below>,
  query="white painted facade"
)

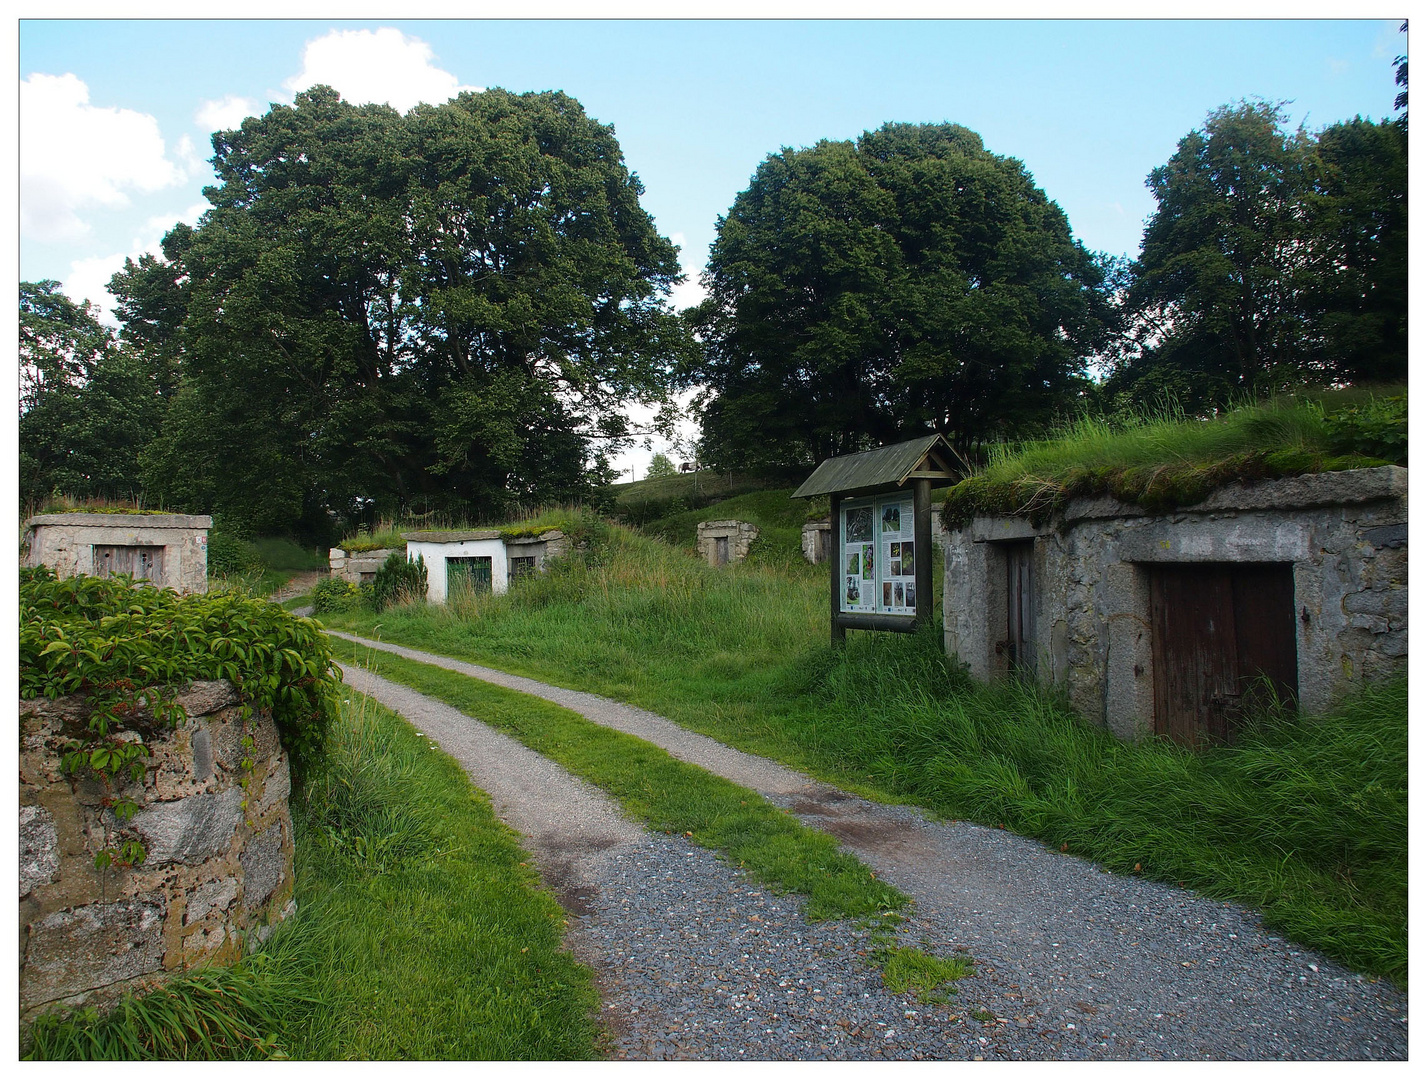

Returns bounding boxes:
[404,535,508,603]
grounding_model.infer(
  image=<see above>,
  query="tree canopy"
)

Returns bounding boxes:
[19,281,165,506]
[690,122,1115,467]
[117,85,692,535]
[1110,100,1406,411]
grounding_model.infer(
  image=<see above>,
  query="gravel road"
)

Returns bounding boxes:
[336,637,1408,1060]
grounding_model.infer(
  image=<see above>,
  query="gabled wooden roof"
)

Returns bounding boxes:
[792,434,958,499]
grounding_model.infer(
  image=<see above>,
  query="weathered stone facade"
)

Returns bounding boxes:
[942,467,1408,740]
[24,513,212,594]
[801,520,832,564]
[19,681,295,1022]
[328,547,397,584]
[696,520,760,566]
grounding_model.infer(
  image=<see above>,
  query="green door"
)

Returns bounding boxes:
[447,556,492,597]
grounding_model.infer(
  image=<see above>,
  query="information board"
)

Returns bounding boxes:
[839,494,917,616]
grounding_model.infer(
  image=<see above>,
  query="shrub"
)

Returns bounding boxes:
[372,553,427,613]
[311,577,366,615]
[19,566,341,778]
[207,529,263,576]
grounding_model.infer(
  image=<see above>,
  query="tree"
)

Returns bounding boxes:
[691,123,1113,467]
[19,281,166,505]
[122,86,693,536]
[1113,100,1406,411]
[645,452,677,479]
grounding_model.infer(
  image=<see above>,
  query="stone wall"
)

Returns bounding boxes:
[329,547,397,584]
[943,466,1408,739]
[696,520,760,566]
[24,513,212,594]
[19,680,295,1022]
[801,520,832,564]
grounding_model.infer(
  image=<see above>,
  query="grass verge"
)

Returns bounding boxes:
[330,636,908,924]
[27,688,602,1060]
[319,523,1406,987]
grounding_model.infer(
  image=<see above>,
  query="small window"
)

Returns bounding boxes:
[509,555,537,584]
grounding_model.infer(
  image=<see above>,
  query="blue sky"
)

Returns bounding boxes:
[15,14,1407,476]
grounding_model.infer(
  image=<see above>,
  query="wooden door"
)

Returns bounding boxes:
[1149,563,1297,747]
[1005,541,1035,674]
[93,545,164,583]
[715,536,729,566]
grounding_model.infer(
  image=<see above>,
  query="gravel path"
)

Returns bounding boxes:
[336,636,1408,1060]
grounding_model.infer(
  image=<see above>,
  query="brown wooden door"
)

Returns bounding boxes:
[715,536,729,566]
[1149,563,1297,747]
[93,545,164,583]
[1005,541,1035,674]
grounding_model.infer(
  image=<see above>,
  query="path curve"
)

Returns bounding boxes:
[334,632,1407,1060]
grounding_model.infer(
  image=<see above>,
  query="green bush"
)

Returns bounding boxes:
[372,553,427,613]
[207,529,263,576]
[19,566,340,778]
[311,577,367,615]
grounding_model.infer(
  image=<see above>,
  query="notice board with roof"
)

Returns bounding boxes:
[792,435,957,641]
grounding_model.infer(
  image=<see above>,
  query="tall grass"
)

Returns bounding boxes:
[322,522,1408,986]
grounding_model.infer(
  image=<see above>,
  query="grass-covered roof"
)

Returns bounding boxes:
[941,389,1406,530]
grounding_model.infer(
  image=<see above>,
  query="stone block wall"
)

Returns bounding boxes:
[23,513,213,594]
[19,680,295,1022]
[696,520,760,566]
[943,466,1408,739]
[801,520,832,563]
[329,547,397,584]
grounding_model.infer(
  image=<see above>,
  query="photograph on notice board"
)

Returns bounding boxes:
[901,540,913,566]
[846,577,860,605]
[846,551,860,576]
[881,503,901,535]
[889,558,901,577]
[861,544,874,579]
[882,581,892,607]
[890,542,901,559]
[846,506,873,543]
[905,581,916,609]
[894,582,904,607]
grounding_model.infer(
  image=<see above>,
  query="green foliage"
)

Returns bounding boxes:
[1115,101,1406,409]
[206,529,264,577]
[25,958,305,1060]
[692,122,1114,466]
[20,281,168,507]
[125,85,693,534]
[311,577,367,615]
[19,566,340,778]
[645,452,677,480]
[878,947,974,1004]
[939,392,1402,528]
[372,553,428,613]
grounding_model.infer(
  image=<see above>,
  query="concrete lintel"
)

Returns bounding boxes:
[26,513,213,530]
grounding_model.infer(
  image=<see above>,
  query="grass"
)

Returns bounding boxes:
[340,505,589,553]
[27,689,603,1060]
[329,636,908,923]
[943,389,1406,527]
[318,521,1408,986]
[878,947,975,1004]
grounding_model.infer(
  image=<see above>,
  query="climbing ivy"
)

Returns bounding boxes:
[19,566,340,782]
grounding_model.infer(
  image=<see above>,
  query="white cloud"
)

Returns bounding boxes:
[667,232,708,312]
[64,253,130,325]
[21,73,187,243]
[284,27,481,113]
[62,201,211,326]
[196,94,261,133]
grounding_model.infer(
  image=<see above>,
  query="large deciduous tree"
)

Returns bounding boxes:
[120,86,691,535]
[1113,99,1406,411]
[690,123,1114,467]
[19,281,166,505]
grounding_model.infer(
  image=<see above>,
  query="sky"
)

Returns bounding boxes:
[14,10,1408,480]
